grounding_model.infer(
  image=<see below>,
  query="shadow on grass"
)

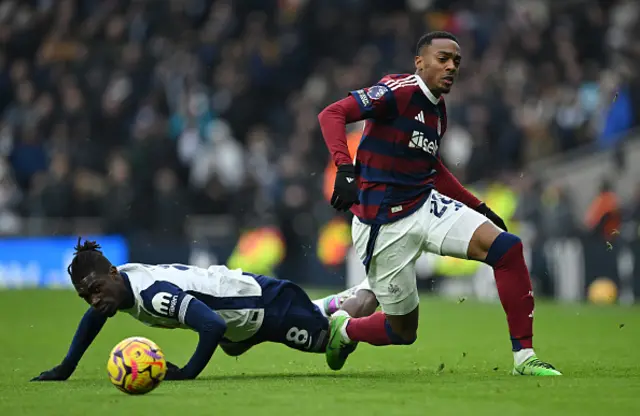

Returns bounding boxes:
[27,367,520,386]
[198,369,425,382]
[24,370,412,385]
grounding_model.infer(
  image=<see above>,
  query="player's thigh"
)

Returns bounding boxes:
[352,215,422,316]
[352,276,373,294]
[265,285,330,353]
[334,277,372,301]
[422,190,489,259]
[341,285,379,318]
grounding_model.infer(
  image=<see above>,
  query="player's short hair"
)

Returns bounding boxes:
[67,238,112,285]
[416,31,459,55]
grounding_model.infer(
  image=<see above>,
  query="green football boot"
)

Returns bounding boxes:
[512,355,562,376]
[325,313,357,371]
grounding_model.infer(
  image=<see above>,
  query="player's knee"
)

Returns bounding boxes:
[386,324,417,345]
[385,310,419,345]
[484,232,523,267]
[503,232,522,246]
[394,329,417,345]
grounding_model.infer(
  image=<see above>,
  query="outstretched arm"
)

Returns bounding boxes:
[31,307,107,381]
[165,296,227,380]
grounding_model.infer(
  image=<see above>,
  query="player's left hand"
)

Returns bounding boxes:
[164,361,188,381]
[476,203,508,232]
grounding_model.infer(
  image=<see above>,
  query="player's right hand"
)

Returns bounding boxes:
[331,164,360,212]
[30,364,74,381]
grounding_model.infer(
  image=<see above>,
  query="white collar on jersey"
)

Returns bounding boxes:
[414,74,440,105]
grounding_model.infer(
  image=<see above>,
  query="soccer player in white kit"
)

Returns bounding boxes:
[31,239,331,381]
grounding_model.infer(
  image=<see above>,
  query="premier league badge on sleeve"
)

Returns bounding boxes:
[367,85,388,100]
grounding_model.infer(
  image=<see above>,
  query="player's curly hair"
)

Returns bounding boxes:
[416,31,459,55]
[67,237,113,285]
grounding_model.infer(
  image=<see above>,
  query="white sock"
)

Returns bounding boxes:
[333,310,352,343]
[312,299,328,317]
[513,348,535,366]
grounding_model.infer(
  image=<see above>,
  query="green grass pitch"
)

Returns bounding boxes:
[1,290,640,416]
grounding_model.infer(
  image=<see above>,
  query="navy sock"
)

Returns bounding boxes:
[485,232,520,267]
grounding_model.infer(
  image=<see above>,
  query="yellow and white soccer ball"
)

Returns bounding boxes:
[587,277,618,305]
[107,336,167,395]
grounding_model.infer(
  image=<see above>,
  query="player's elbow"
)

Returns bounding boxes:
[317,105,336,127]
[200,319,226,336]
[319,99,348,123]
[319,96,362,129]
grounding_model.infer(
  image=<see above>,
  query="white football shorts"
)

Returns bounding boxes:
[351,190,488,315]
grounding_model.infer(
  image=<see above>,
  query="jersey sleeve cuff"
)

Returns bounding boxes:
[178,294,194,324]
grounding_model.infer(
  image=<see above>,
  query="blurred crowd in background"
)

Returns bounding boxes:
[0,0,639,250]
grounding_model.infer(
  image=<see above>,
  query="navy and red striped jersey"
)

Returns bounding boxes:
[348,73,448,224]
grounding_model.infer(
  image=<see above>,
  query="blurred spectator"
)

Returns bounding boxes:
[103,152,135,235]
[541,184,578,238]
[623,183,640,240]
[584,179,621,241]
[25,152,72,218]
[0,156,21,233]
[599,67,636,149]
[187,120,246,191]
[9,124,47,190]
[153,167,189,237]
[513,177,543,232]
[72,168,105,217]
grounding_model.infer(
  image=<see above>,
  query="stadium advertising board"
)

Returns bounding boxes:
[0,236,128,288]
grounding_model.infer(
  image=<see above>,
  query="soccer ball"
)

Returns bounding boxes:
[587,277,618,305]
[107,337,167,395]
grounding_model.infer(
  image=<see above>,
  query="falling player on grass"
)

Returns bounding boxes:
[317,31,561,376]
[32,239,334,381]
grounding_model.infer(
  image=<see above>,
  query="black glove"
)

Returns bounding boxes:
[163,361,187,381]
[331,165,359,212]
[476,203,508,232]
[31,363,75,381]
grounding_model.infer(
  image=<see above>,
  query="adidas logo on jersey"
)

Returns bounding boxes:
[408,111,440,156]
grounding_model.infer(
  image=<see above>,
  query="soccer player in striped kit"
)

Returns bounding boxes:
[318,31,561,376]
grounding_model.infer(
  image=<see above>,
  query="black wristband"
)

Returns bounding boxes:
[337,164,355,174]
